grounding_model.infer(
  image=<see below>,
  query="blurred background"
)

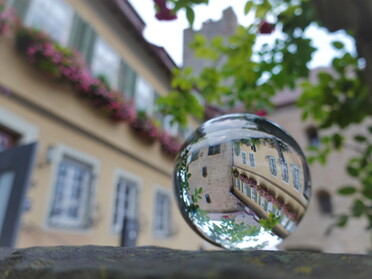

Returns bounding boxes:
[0,0,370,253]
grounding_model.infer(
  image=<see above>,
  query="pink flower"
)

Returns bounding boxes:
[159,132,181,156]
[154,0,177,20]
[255,109,267,117]
[259,21,275,34]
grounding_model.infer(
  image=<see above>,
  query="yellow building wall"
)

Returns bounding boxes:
[0,0,205,250]
[232,141,307,218]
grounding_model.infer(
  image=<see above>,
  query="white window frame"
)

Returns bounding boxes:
[234,177,240,191]
[280,215,289,227]
[241,152,247,164]
[91,37,121,88]
[45,144,100,232]
[260,196,268,211]
[111,169,142,234]
[251,188,258,202]
[291,164,301,191]
[281,161,289,183]
[0,106,39,144]
[267,156,277,176]
[249,152,256,167]
[153,186,172,238]
[25,0,74,45]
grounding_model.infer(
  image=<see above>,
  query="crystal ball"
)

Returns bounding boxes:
[173,114,311,250]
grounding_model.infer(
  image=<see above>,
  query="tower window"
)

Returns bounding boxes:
[317,190,333,214]
[305,126,320,147]
[208,144,221,155]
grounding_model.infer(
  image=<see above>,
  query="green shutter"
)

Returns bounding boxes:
[68,14,97,65]
[9,0,30,20]
[153,91,163,122]
[118,60,137,100]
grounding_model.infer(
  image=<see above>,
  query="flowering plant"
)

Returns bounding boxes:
[130,112,159,143]
[153,0,177,20]
[15,26,137,123]
[232,168,239,178]
[5,10,180,158]
[159,132,181,157]
[0,3,18,36]
[232,168,298,222]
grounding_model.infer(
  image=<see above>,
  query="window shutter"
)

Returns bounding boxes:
[118,61,137,100]
[9,0,31,20]
[69,14,97,64]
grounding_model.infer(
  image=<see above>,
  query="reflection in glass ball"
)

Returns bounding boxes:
[173,114,311,250]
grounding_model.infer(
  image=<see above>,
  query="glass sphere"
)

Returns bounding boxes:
[173,114,311,250]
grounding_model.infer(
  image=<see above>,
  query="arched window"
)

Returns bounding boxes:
[317,190,333,214]
[305,125,320,147]
[202,167,207,177]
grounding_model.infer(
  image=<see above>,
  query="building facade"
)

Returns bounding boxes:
[0,0,203,249]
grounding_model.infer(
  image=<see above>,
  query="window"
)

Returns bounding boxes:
[48,145,99,230]
[242,152,247,164]
[280,215,289,227]
[49,157,93,228]
[134,76,154,115]
[112,174,139,234]
[251,188,258,202]
[190,150,199,162]
[267,201,274,213]
[0,126,19,151]
[249,152,256,167]
[205,194,211,204]
[317,190,332,214]
[305,125,320,147]
[260,196,268,211]
[91,37,121,88]
[281,161,289,183]
[162,115,179,137]
[208,144,221,156]
[25,0,74,45]
[242,183,248,196]
[153,189,171,237]
[234,177,240,191]
[202,167,207,177]
[291,164,301,191]
[267,156,277,176]
[285,221,296,232]
[0,106,39,146]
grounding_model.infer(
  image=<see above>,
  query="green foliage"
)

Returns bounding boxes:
[157,0,372,238]
[338,186,357,195]
[259,213,281,231]
[169,0,209,26]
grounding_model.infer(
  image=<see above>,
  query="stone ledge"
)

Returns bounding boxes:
[0,246,371,278]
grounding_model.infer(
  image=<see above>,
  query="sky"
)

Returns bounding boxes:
[128,0,355,67]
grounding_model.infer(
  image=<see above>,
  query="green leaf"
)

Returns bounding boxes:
[347,166,359,177]
[352,199,366,217]
[332,41,344,50]
[354,135,367,142]
[362,188,372,200]
[338,186,357,195]
[244,1,253,15]
[186,7,195,26]
[337,215,348,227]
